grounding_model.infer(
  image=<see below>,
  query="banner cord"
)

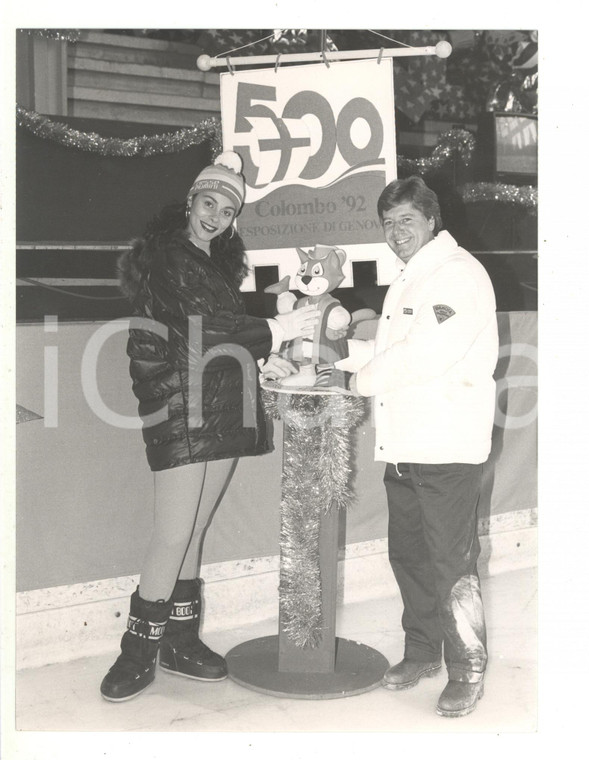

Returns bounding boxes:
[219,30,412,61]
[217,31,277,58]
[366,30,412,48]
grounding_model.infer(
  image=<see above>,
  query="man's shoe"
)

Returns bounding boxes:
[382,659,442,691]
[436,679,484,717]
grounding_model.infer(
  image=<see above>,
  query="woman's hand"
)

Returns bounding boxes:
[274,305,319,341]
[261,355,299,381]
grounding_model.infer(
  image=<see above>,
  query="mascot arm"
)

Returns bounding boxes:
[276,291,298,314]
[326,304,352,331]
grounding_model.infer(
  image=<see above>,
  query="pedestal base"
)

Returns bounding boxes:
[226,635,389,700]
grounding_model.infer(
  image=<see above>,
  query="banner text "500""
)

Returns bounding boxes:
[233,82,385,188]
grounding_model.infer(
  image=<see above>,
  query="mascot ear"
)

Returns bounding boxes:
[333,247,346,268]
[296,247,308,264]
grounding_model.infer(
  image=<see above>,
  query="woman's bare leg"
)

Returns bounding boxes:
[178,458,237,580]
[138,459,236,601]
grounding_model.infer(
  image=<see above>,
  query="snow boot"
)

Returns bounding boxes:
[436,678,485,717]
[382,658,442,690]
[159,578,228,681]
[100,589,172,702]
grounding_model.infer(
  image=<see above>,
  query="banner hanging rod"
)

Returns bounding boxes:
[196,42,452,71]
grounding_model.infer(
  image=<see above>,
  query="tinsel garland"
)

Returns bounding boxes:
[16,105,223,158]
[262,390,366,647]
[457,181,538,212]
[16,105,469,169]
[398,129,476,174]
[20,29,82,43]
[15,107,536,211]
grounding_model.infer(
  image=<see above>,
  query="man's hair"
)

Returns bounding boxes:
[377,176,442,234]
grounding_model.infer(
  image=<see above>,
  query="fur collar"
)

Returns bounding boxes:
[117,227,248,302]
[117,229,188,302]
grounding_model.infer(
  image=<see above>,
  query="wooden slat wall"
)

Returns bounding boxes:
[64,33,475,142]
[67,31,221,126]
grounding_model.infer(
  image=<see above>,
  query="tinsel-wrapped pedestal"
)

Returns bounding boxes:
[226,388,389,699]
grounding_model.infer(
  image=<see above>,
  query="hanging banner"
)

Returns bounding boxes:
[220,59,397,262]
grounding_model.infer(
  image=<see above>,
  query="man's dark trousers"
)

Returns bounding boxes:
[383,462,487,683]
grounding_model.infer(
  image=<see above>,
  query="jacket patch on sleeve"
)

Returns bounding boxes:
[433,304,456,324]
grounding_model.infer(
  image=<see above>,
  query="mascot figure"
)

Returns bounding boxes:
[265,244,353,391]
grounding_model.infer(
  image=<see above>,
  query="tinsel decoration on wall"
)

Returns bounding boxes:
[458,182,537,212]
[16,105,223,158]
[262,389,366,648]
[17,106,474,168]
[20,29,82,43]
[16,105,470,168]
[398,129,476,174]
[16,106,536,212]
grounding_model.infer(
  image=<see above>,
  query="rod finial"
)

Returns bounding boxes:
[197,54,213,71]
[435,41,452,59]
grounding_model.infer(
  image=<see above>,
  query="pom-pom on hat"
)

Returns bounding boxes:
[187,151,246,212]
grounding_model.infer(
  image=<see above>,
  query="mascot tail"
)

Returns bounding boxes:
[264,275,291,295]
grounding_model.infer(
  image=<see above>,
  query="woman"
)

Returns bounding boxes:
[100,152,317,701]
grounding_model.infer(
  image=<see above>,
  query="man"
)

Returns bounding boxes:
[337,176,498,717]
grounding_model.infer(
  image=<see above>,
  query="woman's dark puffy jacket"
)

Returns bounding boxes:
[118,230,273,471]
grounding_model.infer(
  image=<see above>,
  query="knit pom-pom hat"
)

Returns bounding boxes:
[187,151,245,212]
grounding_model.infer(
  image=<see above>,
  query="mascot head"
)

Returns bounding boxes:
[295,244,346,297]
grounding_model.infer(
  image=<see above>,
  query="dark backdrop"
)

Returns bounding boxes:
[16,118,212,242]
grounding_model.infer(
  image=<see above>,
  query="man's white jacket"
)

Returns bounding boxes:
[337,231,499,465]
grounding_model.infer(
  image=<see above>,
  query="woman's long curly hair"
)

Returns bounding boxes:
[145,200,249,287]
